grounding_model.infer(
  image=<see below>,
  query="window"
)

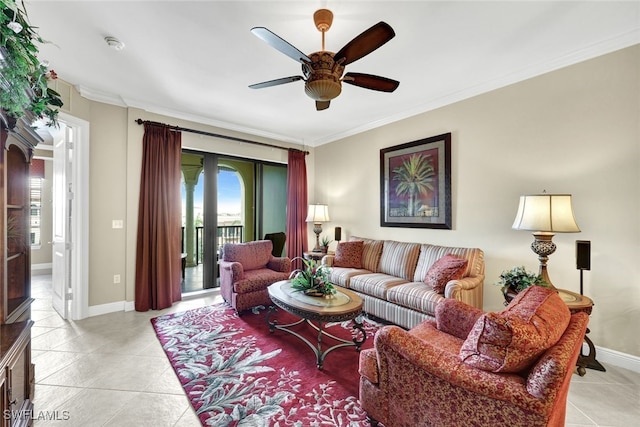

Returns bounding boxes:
[30,177,42,247]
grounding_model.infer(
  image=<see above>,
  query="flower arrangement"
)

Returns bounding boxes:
[289,257,335,296]
[497,265,549,296]
[1,0,63,126]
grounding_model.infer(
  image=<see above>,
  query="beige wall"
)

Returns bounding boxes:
[313,45,640,357]
[55,45,638,358]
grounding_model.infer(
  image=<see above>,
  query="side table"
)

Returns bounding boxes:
[303,251,325,262]
[557,288,606,376]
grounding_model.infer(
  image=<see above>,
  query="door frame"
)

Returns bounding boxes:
[57,112,90,320]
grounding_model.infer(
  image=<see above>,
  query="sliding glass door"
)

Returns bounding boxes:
[181,151,287,293]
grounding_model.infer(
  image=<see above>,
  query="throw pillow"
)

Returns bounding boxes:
[350,237,383,272]
[333,241,364,268]
[423,254,468,293]
[459,285,571,373]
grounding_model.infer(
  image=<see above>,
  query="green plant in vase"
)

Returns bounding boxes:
[497,265,549,300]
[320,235,332,253]
[289,257,335,297]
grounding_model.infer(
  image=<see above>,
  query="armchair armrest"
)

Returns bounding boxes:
[267,256,292,273]
[435,299,484,340]
[219,260,244,283]
[374,326,543,412]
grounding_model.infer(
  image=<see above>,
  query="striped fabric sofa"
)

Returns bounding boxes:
[323,237,485,329]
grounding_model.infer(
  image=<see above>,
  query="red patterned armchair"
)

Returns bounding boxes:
[219,240,291,314]
[359,286,589,427]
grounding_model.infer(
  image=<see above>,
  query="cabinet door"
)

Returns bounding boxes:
[0,368,7,427]
[6,340,32,426]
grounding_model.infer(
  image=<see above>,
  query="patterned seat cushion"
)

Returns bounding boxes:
[459,286,571,373]
[349,273,408,299]
[386,282,444,316]
[233,269,290,294]
[329,266,371,288]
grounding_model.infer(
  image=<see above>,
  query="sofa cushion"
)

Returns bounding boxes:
[350,237,383,272]
[329,266,371,288]
[223,240,272,271]
[349,273,408,299]
[233,268,291,294]
[459,286,571,373]
[333,241,363,268]
[413,244,483,282]
[386,282,444,317]
[378,240,421,281]
[423,254,468,293]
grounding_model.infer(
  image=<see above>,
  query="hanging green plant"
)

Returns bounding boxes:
[0,0,63,126]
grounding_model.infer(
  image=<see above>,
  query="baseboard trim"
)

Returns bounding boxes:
[583,343,640,374]
[31,263,52,271]
[88,301,128,317]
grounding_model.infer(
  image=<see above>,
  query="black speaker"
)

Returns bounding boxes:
[576,240,591,271]
[334,227,342,242]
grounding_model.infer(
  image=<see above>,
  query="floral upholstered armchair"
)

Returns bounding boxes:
[359,286,589,427]
[219,240,291,314]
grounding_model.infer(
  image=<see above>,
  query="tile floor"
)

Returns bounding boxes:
[30,274,640,426]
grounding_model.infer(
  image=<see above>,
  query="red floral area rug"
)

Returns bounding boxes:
[151,303,381,426]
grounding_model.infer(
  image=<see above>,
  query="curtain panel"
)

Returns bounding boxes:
[285,149,308,269]
[135,123,182,311]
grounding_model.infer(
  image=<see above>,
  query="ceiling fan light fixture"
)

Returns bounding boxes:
[305,78,341,101]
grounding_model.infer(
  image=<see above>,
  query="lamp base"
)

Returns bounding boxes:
[531,232,558,291]
[312,223,323,252]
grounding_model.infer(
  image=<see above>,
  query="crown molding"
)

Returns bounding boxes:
[76,31,639,148]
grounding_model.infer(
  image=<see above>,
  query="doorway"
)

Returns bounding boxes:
[180,151,287,294]
[33,113,90,320]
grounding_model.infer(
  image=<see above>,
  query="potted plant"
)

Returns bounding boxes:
[289,257,335,297]
[1,0,63,127]
[320,235,332,253]
[497,265,549,305]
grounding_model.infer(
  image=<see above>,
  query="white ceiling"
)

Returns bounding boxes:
[26,1,640,147]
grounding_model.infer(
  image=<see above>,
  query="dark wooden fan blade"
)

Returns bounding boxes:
[251,27,311,64]
[316,100,330,111]
[334,22,395,66]
[343,72,399,92]
[249,76,304,89]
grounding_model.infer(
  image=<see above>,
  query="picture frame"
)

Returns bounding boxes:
[380,133,452,229]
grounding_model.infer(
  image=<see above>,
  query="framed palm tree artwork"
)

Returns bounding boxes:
[380,133,452,229]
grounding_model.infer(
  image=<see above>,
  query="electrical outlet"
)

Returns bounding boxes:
[113,274,121,284]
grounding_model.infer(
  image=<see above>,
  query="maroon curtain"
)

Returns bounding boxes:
[286,149,308,268]
[135,123,182,311]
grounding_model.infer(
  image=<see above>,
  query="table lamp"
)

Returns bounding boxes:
[306,204,330,252]
[512,193,580,290]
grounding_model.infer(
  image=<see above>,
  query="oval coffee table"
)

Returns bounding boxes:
[266,280,366,370]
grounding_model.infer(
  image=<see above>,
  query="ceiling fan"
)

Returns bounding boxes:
[249,9,399,111]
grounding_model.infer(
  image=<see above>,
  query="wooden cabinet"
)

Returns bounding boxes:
[1,107,40,426]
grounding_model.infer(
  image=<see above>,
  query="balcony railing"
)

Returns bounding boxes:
[181,225,243,265]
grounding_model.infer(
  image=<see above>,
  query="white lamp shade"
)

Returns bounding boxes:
[305,204,330,223]
[512,194,580,232]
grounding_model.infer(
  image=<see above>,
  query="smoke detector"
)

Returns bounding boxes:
[105,36,125,51]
